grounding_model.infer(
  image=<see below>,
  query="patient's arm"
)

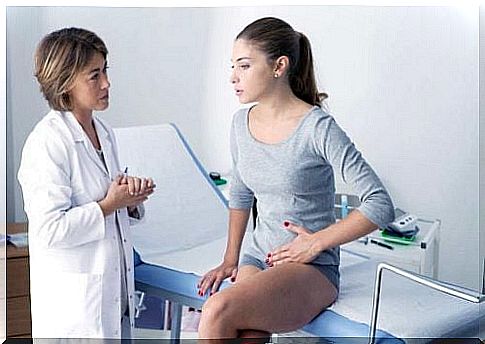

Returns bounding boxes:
[313,209,377,252]
[197,208,250,296]
[224,208,251,265]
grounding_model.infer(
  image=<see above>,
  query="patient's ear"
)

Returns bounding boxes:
[273,56,290,77]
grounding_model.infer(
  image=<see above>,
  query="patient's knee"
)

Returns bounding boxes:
[201,293,231,326]
[201,293,232,322]
[199,293,236,336]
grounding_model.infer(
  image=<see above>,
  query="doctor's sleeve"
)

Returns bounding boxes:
[228,116,254,210]
[315,117,395,228]
[17,129,105,249]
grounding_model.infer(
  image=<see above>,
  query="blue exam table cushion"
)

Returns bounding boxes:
[134,261,401,342]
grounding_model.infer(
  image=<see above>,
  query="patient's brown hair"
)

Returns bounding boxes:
[237,17,327,106]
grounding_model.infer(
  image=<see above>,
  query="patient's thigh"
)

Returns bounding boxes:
[236,265,261,283]
[217,263,337,333]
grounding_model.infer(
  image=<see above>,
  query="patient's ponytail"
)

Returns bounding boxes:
[236,17,327,106]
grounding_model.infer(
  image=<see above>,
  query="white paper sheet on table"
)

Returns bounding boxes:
[115,123,252,272]
[329,258,483,339]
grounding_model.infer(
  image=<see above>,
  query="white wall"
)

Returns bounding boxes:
[6,6,481,290]
[480,5,485,295]
[479,15,485,344]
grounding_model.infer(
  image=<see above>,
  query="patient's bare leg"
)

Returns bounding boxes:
[234,266,270,342]
[198,262,337,340]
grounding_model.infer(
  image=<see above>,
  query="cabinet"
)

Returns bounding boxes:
[343,218,440,278]
[5,223,31,338]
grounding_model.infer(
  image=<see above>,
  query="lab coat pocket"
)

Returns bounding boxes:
[44,272,102,336]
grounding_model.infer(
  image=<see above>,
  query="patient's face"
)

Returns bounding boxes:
[230,39,275,104]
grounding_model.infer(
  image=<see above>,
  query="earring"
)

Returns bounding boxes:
[274,73,279,78]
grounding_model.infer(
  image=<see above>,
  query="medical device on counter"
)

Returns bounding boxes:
[209,171,227,186]
[386,208,419,236]
[380,208,420,244]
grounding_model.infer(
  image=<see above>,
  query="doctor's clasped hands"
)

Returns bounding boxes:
[98,175,155,216]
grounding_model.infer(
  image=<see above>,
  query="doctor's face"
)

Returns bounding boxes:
[230,39,275,104]
[69,52,110,117]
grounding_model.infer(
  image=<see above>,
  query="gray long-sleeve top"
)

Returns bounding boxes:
[229,105,394,267]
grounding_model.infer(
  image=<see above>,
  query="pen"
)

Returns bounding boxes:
[370,239,394,250]
[357,237,369,245]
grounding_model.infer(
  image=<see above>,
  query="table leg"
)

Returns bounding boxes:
[170,302,183,343]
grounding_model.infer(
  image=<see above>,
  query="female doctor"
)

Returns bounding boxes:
[17,28,155,339]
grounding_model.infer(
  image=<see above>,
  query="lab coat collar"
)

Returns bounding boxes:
[57,110,114,178]
[59,110,109,141]
[93,117,118,179]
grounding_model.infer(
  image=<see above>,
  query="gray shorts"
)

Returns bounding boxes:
[239,253,340,291]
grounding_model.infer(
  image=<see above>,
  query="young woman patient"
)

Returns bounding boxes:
[197,17,394,340]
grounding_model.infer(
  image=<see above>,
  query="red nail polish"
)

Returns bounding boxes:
[267,253,272,257]
[284,221,289,227]
[231,277,236,282]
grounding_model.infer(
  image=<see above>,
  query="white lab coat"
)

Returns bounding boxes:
[18,110,136,339]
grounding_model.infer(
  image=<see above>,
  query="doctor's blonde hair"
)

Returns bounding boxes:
[34,28,108,111]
